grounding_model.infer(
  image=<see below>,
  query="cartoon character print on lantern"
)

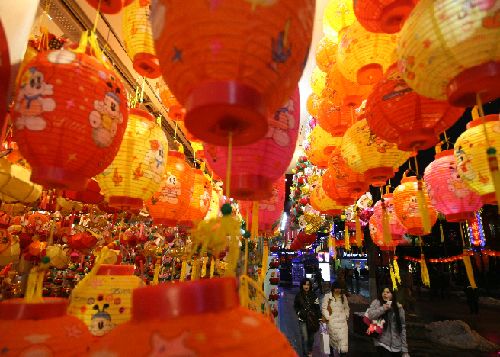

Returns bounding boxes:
[89,82,124,148]
[159,172,181,204]
[14,67,56,131]
[89,304,114,337]
[455,146,479,183]
[266,97,296,146]
[144,140,165,183]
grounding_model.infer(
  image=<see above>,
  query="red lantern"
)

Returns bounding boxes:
[151,0,314,146]
[424,150,483,222]
[365,64,463,151]
[0,20,10,127]
[369,193,407,250]
[204,91,300,200]
[12,48,128,190]
[354,0,418,34]
[86,0,127,14]
[63,179,104,204]
[317,101,356,137]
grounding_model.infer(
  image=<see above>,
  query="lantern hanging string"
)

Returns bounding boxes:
[225,132,233,199]
[92,0,102,32]
[443,131,450,150]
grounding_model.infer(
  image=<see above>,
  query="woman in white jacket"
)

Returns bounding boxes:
[322,281,349,356]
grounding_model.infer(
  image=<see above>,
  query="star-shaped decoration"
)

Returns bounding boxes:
[172,47,183,63]
[68,153,77,162]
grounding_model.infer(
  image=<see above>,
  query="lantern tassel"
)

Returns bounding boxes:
[201,256,208,278]
[389,263,398,291]
[251,201,259,241]
[420,253,430,287]
[440,222,445,243]
[382,203,392,246]
[259,239,269,286]
[151,260,160,285]
[393,258,401,285]
[180,257,187,281]
[344,222,350,251]
[355,214,362,247]
[417,179,432,234]
[463,250,477,289]
[209,257,215,278]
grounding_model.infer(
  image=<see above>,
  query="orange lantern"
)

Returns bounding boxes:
[305,125,342,168]
[324,65,372,107]
[90,278,296,356]
[354,0,418,34]
[322,169,357,206]
[179,167,212,227]
[397,0,500,107]
[151,0,314,146]
[369,194,408,250]
[341,118,410,186]
[159,81,185,122]
[365,64,463,151]
[315,36,337,73]
[337,20,398,85]
[146,150,194,225]
[317,100,357,137]
[310,178,344,215]
[123,0,161,78]
[12,47,128,190]
[96,108,168,209]
[393,175,438,236]
[326,147,368,197]
[306,93,321,118]
[311,66,327,97]
[0,298,92,355]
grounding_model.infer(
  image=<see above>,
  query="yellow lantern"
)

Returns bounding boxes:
[455,115,500,205]
[310,177,344,215]
[337,20,398,85]
[397,0,500,107]
[306,93,321,118]
[315,35,338,73]
[179,168,212,226]
[123,0,161,79]
[0,158,41,203]
[205,183,222,220]
[305,126,342,168]
[323,0,356,34]
[341,118,410,187]
[310,66,327,96]
[96,108,168,210]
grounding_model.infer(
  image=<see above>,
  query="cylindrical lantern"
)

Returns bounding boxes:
[96,108,168,209]
[204,91,300,201]
[397,0,500,107]
[146,150,194,225]
[454,115,500,204]
[341,118,410,186]
[305,125,342,168]
[310,178,344,215]
[0,158,41,203]
[354,0,418,34]
[424,150,483,222]
[324,0,356,34]
[179,168,212,226]
[393,176,438,236]
[365,64,464,151]
[317,100,357,137]
[315,35,337,73]
[123,0,161,78]
[12,48,128,190]
[90,278,296,355]
[151,0,314,146]
[337,20,398,84]
[369,194,407,250]
[0,298,92,355]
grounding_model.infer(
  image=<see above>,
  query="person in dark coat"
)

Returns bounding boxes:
[294,278,321,357]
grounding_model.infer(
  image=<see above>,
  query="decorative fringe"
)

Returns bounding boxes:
[462,250,477,288]
[355,214,362,247]
[259,240,269,286]
[209,258,215,278]
[382,202,392,246]
[417,179,432,234]
[344,222,351,251]
[389,263,398,291]
[180,257,187,281]
[201,256,208,278]
[190,258,198,281]
[440,222,445,243]
[151,260,160,285]
[420,253,430,287]
[393,258,401,285]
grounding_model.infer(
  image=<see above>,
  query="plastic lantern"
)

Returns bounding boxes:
[325,147,368,198]
[353,0,418,34]
[337,20,398,85]
[315,36,337,73]
[306,93,321,118]
[151,0,314,146]
[317,100,356,137]
[424,150,483,222]
[12,47,128,190]
[0,158,41,203]
[397,0,500,107]
[324,0,356,34]
[311,66,327,97]
[179,168,212,226]
[204,91,300,201]
[90,278,296,356]
[369,194,407,250]
[86,0,127,14]
[0,298,92,355]
[96,108,167,209]
[305,125,342,168]
[393,175,438,236]
[365,64,463,151]
[146,150,194,225]
[454,115,500,204]
[310,178,344,215]
[123,0,161,79]
[324,65,372,107]
[341,119,410,186]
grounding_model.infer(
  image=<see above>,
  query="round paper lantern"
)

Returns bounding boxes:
[0,20,10,124]
[353,0,418,34]
[341,118,410,186]
[310,66,327,97]
[317,100,357,137]
[305,125,342,168]
[337,20,398,84]
[397,0,500,107]
[123,0,161,79]
[322,169,357,206]
[151,0,314,146]
[393,175,438,236]
[0,298,92,355]
[96,108,168,209]
[310,178,344,215]
[369,193,407,250]
[315,36,337,73]
[204,91,300,201]
[90,278,295,355]
[325,148,368,197]
[12,48,128,190]
[146,150,194,225]
[324,65,372,107]
[86,0,126,14]
[63,179,104,204]
[179,168,212,226]
[454,115,500,204]
[424,150,483,222]
[0,158,41,203]
[366,64,463,151]
[324,0,356,34]
[159,81,185,121]
[306,93,321,118]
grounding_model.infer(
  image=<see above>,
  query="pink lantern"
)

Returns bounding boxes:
[240,179,285,234]
[369,193,407,250]
[204,90,300,201]
[423,150,483,222]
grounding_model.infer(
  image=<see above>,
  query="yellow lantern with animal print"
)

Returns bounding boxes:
[96,108,168,210]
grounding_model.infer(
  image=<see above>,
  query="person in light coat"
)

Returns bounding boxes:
[321,281,349,356]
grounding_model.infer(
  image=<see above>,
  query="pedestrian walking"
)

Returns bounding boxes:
[321,281,349,357]
[294,278,321,357]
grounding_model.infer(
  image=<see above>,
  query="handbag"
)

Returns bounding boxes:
[306,309,320,333]
[362,314,385,338]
